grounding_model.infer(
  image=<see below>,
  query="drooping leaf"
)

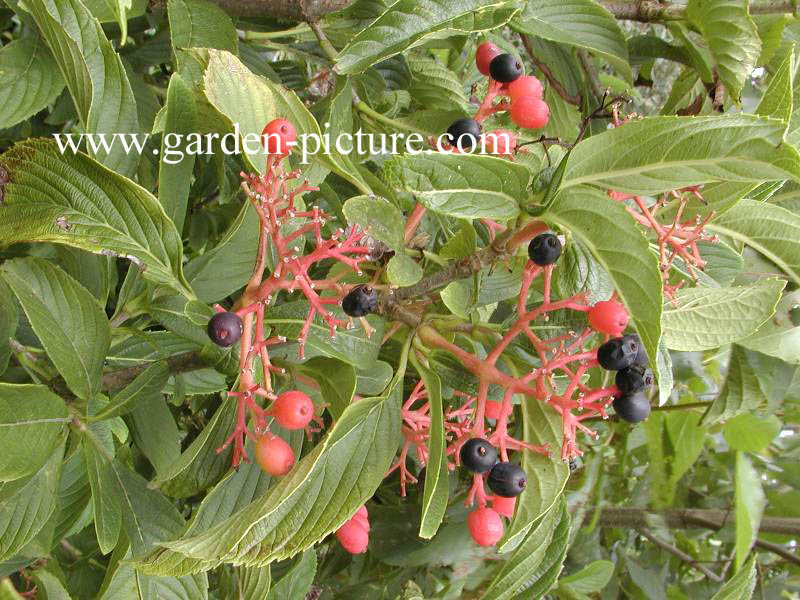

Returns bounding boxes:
[702,345,765,424]
[295,357,357,421]
[415,365,448,539]
[83,440,122,554]
[724,413,781,453]
[0,281,16,377]
[90,361,170,421]
[734,452,765,569]
[739,290,800,364]
[265,550,315,600]
[0,384,68,482]
[0,140,191,296]
[710,554,757,599]
[557,559,615,596]
[661,279,786,351]
[1,257,111,400]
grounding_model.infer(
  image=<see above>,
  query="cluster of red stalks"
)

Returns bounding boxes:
[216,154,374,468]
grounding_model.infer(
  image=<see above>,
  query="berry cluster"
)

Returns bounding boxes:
[336,505,370,554]
[443,42,550,155]
[206,119,380,470]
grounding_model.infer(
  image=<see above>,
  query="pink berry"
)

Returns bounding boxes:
[476,42,502,76]
[255,434,295,476]
[261,118,297,156]
[510,96,549,129]
[588,300,629,336]
[507,75,544,101]
[468,507,504,546]
[490,495,517,519]
[272,390,314,430]
[337,511,370,554]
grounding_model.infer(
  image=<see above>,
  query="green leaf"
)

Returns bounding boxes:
[739,290,800,364]
[0,441,64,561]
[755,48,794,127]
[386,254,424,287]
[29,569,71,600]
[560,115,800,195]
[542,187,662,370]
[135,382,403,575]
[91,361,170,421]
[481,500,562,600]
[158,73,197,233]
[661,279,786,351]
[407,54,469,111]
[83,440,122,554]
[266,550,315,600]
[0,35,64,129]
[734,452,765,569]
[0,140,191,296]
[502,400,568,551]
[710,554,756,600]
[512,0,631,83]
[0,384,68,482]
[708,199,800,285]
[343,195,404,251]
[356,361,394,396]
[724,413,781,453]
[237,566,271,599]
[702,345,764,425]
[558,560,614,595]
[666,411,707,486]
[0,579,24,599]
[1,257,111,400]
[168,0,238,83]
[265,301,384,370]
[415,365,448,539]
[686,0,761,102]
[388,153,529,220]
[0,281,16,377]
[335,0,518,75]
[129,394,181,476]
[296,357,357,421]
[24,0,140,176]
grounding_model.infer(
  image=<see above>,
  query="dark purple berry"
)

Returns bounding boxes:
[623,333,648,366]
[613,390,651,423]
[459,438,498,473]
[528,233,562,266]
[487,462,526,497]
[446,118,482,150]
[342,285,378,318]
[597,336,638,371]
[489,54,523,83]
[207,312,243,347]
[615,365,655,395]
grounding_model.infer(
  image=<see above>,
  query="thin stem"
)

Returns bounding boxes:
[354,100,428,136]
[638,527,723,582]
[308,21,338,62]
[578,50,606,102]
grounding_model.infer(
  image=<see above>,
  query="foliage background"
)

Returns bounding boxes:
[0,0,800,598]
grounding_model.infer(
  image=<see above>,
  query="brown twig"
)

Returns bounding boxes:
[521,35,582,106]
[638,527,723,582]
[578,50,607,102]
[600,1,797,21]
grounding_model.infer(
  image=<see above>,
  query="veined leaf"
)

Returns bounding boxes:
[739,290,800,364]
[296,357,357,421]
[710,554,756,599]
[756,48,794,127]
[83,440,122,554]
[266,550,315,600]
[0,140,191,296]
[135,383,403,575]
[24,0,140,176]
[416,365,448,539]
[0,281,16,377]
[512,0,631,83]
[0,35,64,129]
[335,0,519,74]
[388,153,529,220]
[724,413,781,453]
[686,0,761,102]
[0,384,68,482]
[734,452,765,569]
[1,257,111,400]
[343,195,404,251]
[702,345,764,425]
[708,199,800,285]
[542,187,663,370]
[560,115,800,195]
[91,361,170,421]
[662,279,786,351]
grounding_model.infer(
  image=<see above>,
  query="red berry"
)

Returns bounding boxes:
[490,495,517,519]
[510,96,549,129]
[255,434,295,476]
[261,118,297,156]
[272,390,314,430]
[482,130,517,156]
[588,300,629,336]
[507,75,544,100]
[468,507,504,547]
[337,512,370,554]
[476,42,502,76]
[485,400,511,420]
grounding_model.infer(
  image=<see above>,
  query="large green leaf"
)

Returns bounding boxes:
[560,115,800,195]
[0,35,64,129]
[295,357,357,421]
[266,550,315,600]
[343,195,404,251]
[0,384,68,482]
[91,361,170,421]
[0,140,190,296]
[661,279,786,351]
[83,440,122,554]
[702,346,764,425]
[512,0,631,83]
[542,187,663,368]
[481,500,561,600]
[1,257,111,400]
[755,48,794,127]
[388,153,529,220]
[335,0,518,74]
[135,382,403,575]
[710,554,756,600]
[739,290,800,364]
[686,0,761,102]
[415,365,448,539]
[24,0,140,176]
[734,452,765,569]
[708,199,800,285]
[724,413,781,453]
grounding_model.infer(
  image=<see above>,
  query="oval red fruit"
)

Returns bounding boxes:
[588,300,629,336]
[476,42,502,76]
[468,507,504,547]
[272,390,314,430]
[261,118,297,156]
[510,96,550,129]
[337,517,369,554]
[490,495,517,519]
[255,434,295,476]
[507,75,544,100]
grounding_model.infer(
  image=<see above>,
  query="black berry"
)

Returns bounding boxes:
[489,54,523,83]
[528,233,562,266]
[342,285,378,318]
[446,118,482,150]
[459,438,498,473]
[487,462,527,497]
[623,333,649,366]
[615,365,654,395]
[613,390,651,423]
[207,312,243,347]
[597,337,638,371]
